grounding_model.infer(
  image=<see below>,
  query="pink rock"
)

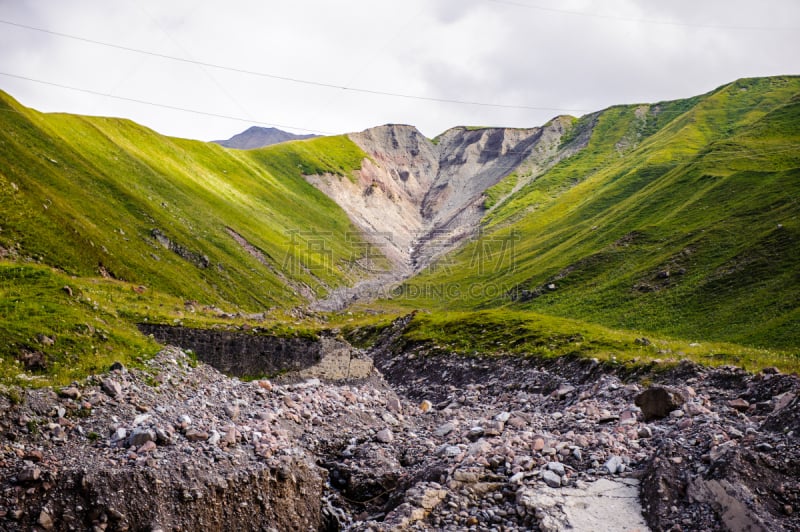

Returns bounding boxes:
[727,398,750,412]
[138,440,157,453]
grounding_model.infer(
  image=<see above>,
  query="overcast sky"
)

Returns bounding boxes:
[1,0,798,141]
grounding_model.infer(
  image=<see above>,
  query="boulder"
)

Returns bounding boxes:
[635,386,685,421]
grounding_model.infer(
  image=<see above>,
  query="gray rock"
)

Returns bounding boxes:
[442,445,462,457]
[542,469,563,488]
[101,378,122,398]
[133,413,151,426]
[112,427,127,442]
[553,384,576,399]
[435,422,456,437]
[223,404,240,420]
[386,396,403,414]
[376,428,394,444]
[547,462,566,477]
[128,428,156,447]
[604,455,624,474]
[155,426,174,445]
[467,426,485,441]
[495,411,511,423]
[509,471,526,483]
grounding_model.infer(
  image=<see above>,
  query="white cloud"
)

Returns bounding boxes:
[1,0,798,140]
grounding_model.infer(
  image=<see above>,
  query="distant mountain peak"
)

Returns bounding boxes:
[213,126,320,149]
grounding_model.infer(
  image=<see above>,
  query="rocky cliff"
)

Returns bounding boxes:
[304,118,581,309]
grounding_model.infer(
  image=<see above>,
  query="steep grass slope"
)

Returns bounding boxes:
[0,90,389,384]
[396,76,800,352]
[0,90,382,308]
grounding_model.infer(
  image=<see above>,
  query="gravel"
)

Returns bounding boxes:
[0,332,797,531]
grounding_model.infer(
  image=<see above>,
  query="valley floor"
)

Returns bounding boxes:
[0,324,798,531]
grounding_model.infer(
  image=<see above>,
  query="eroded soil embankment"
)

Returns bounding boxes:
[137,323,372,380]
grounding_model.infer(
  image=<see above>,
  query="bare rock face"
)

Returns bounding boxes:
[305,119,585,311]
[307,125,438,270]
[308,120,578,276]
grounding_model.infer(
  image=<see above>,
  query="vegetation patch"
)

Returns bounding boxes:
[398,310,800,373]
[396,76,800,355]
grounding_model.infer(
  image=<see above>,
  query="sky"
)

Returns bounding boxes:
[1,0,798,141]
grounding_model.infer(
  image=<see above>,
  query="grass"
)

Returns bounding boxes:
[0,262,160,386]
[0,261,339,386]
[483,172,520,210]
[0,90,382,312]
[0,89,390,385]
[1,76,799,385]
[397,309,800,373]
[395,76,800,356]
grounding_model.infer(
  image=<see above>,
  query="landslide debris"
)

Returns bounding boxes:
[0,326,797,531]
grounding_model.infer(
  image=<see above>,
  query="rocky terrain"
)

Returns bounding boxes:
[0,317,798,531]
[308,120,583,311]
[308,120,579,282]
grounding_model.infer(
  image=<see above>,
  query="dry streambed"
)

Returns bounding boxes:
[0,330,797,531]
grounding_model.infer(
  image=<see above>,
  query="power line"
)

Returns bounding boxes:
[3,70,797,141]
[0,71,335,135]
[0,18,590,114]
[487,0,799,31]
[1,75,796,170]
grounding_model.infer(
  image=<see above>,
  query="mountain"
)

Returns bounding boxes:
[395,76,800,351]
[213,126,319,149]
[1,76,799,532]
[336,120,574,270]
[0,91,378,310]
[0,90,388,383]
[0,75,798,386]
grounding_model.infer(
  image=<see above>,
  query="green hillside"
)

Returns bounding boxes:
[0,90,381,306]
[395,76,800,353]
[0,90,384,384]
[2,76,799,385]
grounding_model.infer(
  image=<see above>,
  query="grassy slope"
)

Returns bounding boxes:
[395,77,800,363]
[2,76,799,384]
[0,90,380,306]
[0,90,385,384]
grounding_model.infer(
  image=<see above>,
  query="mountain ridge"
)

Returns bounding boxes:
[213,125,319,149]
[395,75,800,349]
[0,76,798,387]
